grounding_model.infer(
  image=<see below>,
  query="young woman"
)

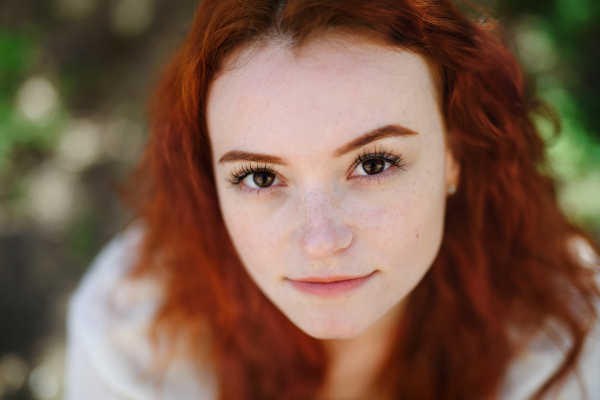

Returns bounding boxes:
[66,0,600,399]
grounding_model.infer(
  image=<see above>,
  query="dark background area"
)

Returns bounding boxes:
[0,0,598,399]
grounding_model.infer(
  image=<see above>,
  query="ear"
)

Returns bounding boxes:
[445,148,460,191]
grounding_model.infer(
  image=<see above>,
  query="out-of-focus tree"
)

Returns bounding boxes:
[0,1,197,399]
[490,0,600,229]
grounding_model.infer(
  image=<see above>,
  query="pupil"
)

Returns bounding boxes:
[363,159,385,174]
[253,172,274,187]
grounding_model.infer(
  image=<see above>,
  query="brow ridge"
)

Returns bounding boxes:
[218,124,418,164]
[334,124,418,157]
[218,151,286,165]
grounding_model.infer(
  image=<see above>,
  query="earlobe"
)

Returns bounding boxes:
[445,149,460,195]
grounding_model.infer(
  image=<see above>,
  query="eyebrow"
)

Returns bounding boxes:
[218,124,418,165]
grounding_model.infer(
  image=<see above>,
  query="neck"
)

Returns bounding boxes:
[318,300,405,400]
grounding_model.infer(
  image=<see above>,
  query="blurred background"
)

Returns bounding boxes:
[0,0,598,399]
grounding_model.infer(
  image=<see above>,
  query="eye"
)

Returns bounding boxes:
[242,170,278,188]
[226,163,283,193]
[356,158,388,175]
[350,147,404,178]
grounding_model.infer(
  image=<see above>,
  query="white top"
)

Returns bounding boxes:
[65,223,600,399]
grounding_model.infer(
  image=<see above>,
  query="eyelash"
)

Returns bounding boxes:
[226,163,280,197]
[226,146,405,195]
[348,146,405,178]
[226,163,277,185]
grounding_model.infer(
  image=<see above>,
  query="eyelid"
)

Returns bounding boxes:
[350,163,403,185]
[233,184,277,197]
[226,162,280,185]
[346,146,404,177]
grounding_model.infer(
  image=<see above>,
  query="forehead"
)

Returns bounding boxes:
[206,38,440,155]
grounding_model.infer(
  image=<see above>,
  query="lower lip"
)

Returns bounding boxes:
[288,272,376,297]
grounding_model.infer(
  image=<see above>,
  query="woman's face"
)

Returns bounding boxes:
[207,38,459,339]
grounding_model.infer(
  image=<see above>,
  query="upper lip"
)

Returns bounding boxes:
[288,271,376,283]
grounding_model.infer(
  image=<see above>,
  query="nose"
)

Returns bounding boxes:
[296,192,353,260]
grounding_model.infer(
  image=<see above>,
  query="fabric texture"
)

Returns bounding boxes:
[65,222,216,400]
[65,223,600,399]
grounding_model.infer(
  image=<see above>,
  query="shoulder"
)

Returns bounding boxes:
[69,221,154,334]
[500,239,600,400]
[500,312,600,400]
[66,221,216,400]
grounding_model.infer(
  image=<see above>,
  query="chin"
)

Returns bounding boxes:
[290,312,373,340]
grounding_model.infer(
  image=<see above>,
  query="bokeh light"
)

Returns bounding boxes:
[15,78,60,125]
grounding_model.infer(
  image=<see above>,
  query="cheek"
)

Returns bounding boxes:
[348,171,446,274]
[220,196,288,279]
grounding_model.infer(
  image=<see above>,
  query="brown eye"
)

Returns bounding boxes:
[252,171,275,187]
[362,159,385,175]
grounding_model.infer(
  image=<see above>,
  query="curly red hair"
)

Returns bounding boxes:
[127,1,600,399]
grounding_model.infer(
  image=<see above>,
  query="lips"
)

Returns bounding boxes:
[287,271,376,297]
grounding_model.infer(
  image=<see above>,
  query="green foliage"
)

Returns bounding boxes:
[0,31,66,174]
[0,32,31,89]
[478,0,600,228]
[66,212,102,265]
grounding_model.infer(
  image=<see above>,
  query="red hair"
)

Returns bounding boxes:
[127,0,600,399]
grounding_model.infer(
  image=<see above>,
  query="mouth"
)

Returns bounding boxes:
[287,271,377,297]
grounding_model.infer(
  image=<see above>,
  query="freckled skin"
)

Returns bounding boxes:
[207,38,459,340]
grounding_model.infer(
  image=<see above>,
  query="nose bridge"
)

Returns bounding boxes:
[295,186,353,260]
[301,186,336,224]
